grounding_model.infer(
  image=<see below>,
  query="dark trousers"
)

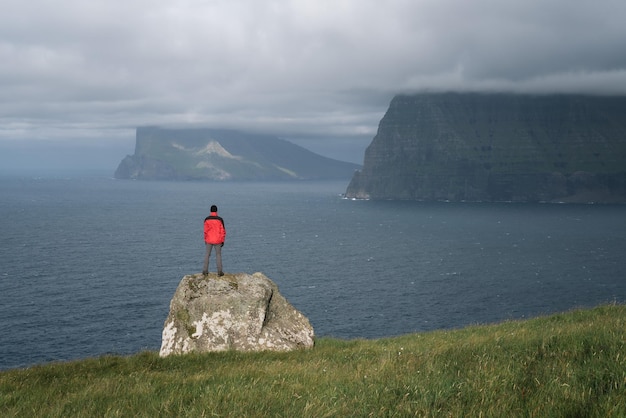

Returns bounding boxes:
[203,243,223,273]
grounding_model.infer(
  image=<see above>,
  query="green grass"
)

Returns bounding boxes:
[2,304,626,417]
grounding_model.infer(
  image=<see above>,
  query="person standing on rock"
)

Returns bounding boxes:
[202,205,226,276]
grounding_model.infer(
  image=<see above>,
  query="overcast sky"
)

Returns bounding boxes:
[2,0,626,170]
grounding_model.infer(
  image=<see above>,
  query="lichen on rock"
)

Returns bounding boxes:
[159,272,314,356]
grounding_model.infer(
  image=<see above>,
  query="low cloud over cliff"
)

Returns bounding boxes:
[2,1,626,169]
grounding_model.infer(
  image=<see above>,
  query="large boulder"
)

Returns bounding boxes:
[159,272,314,356]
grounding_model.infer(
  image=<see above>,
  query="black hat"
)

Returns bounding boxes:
[210,205,218,212]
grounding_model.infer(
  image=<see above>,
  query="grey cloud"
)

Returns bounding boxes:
[1,0,626,167]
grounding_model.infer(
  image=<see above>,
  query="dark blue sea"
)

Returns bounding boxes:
[1,175,625,370]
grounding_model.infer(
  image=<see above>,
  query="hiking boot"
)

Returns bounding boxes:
[218,271,224,277]
[202,271,208,276]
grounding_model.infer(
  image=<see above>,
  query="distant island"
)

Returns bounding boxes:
[345,93,626,203]
[115,127,360,181]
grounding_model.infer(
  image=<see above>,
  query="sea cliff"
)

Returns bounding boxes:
[345,93,626,202]
[115,127,360,181]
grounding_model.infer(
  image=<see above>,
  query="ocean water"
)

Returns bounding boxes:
[1,175,625,370]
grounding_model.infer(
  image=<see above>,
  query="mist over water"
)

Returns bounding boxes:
[1,176,625,370]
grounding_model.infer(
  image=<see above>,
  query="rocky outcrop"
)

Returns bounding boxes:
[159,272,314,356]
[345,93,626,203]
[115,127,360,181]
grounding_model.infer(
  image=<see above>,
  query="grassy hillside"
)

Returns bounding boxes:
[2,304,626,417]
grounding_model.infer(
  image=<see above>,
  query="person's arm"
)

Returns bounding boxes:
[203,220,209,242]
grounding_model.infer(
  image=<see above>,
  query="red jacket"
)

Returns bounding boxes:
[204,212,226,244]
